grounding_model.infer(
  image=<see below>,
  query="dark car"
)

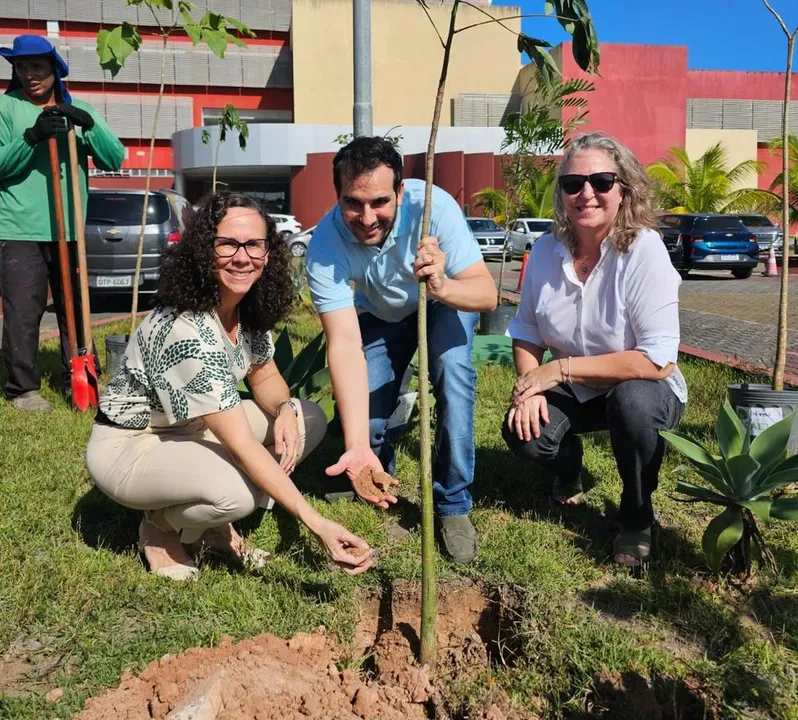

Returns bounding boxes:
[658,214,759,279]
[735,213,783,254]
[85,188,193,294]
[466,217,511,260]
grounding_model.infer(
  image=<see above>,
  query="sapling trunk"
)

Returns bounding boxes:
[418,0,460,667]
[774,33,795,391]
[212,133,220,193]
[129,33,167,339]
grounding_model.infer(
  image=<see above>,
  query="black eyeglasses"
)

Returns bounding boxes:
[558,172,618,195]
[214,237,269,259]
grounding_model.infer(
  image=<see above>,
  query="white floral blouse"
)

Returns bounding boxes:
[99,307,274,429]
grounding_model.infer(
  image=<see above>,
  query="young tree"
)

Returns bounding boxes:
[413,0,599,666]
[96,0,254,337]
[767,133,798,224]
[762,1,798,391]
[201,104,250,193]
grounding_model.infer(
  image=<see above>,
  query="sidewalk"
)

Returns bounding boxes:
[491,259,798,383]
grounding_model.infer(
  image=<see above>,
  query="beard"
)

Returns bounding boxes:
[349,206,399,246]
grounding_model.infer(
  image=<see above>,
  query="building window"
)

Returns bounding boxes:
[202,180,290,215]
[202,108,293,126]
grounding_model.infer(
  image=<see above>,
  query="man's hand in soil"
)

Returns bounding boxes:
[23,111,66,146]
[326,447,398,509]
[52,103,94,130]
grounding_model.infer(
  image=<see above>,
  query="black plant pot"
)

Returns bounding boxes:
[479,302,517,336]
[727,383,798,451]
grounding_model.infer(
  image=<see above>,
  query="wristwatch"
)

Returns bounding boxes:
[275,399,298,417]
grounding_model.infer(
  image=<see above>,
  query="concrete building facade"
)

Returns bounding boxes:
[1,2,796,227]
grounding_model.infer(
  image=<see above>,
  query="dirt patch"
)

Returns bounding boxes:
[0,636,66,698]
[73,581,532,720]
[74,628,430,720]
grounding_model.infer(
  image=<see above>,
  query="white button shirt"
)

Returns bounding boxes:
[508,229,687,404]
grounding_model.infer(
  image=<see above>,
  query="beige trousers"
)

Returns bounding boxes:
[85,399,327,543]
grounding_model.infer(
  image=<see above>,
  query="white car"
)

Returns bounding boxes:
[270,213,302,239]
[507,217,554,257]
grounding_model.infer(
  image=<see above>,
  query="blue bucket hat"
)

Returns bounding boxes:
[0,35,71,103]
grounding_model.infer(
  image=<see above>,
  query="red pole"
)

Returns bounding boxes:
[516,249,530,291]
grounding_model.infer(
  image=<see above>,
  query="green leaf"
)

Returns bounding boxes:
[273,330,294,373]
[725,454,761,498]
[96,29,113,65]
[202,28,228,58]
[543,0,555,15]
[770,496,798,521]
[317,394,335,422]
[200,129,210,144]
[97,23,141,77]
[702,506,744,574]
[716,399,746,459]
[284,332,325,389]
[224,16,255,38]
[298,368,331,399]
[739,499,772,524]
[660,430,727,484]
[675,481,732,506]
[184,22,202,44]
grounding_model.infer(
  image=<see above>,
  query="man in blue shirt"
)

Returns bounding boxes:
[306,136,497,564]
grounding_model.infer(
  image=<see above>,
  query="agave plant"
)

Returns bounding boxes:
[661,400,798,575]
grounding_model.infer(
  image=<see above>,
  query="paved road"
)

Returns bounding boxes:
[487,256,798,378]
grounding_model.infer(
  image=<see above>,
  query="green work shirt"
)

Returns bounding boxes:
[0,90,125,242]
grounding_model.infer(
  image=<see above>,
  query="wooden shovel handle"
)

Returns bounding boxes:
[48,135,79,360]
[66,124,93,352]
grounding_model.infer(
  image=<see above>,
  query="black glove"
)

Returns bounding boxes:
[52,103,95,130]
[23,111,66,147]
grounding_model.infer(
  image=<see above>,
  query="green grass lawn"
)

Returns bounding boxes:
[1,304,797,718]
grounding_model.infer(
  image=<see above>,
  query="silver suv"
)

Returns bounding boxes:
[735,214,783,254]
[85,189,193,294]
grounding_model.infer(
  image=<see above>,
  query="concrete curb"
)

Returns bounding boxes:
[38,311,148,342]
[678,343,798,385]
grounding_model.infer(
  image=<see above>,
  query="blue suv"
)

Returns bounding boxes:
[658,214,760,279]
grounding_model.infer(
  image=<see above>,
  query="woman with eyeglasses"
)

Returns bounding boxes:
[86,192,374,580]
[502,131,686,568]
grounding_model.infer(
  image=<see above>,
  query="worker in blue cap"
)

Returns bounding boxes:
[0,35,124,413]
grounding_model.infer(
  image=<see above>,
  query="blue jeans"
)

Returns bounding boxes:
[358,302,478,516]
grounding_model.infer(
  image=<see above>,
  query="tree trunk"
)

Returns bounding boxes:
[774,33,795,391]
[212,133,220,193]
[418,0,460,668]
[129,34,167,338]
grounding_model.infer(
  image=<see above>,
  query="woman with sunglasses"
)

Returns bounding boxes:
[502,131,686,568]
[86,192,374,580]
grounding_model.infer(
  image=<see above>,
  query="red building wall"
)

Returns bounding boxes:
[433,152,465,209]
[289,152,338,230]
[561,43,689,166]
[687,70,798,100]
[463,153,495,215]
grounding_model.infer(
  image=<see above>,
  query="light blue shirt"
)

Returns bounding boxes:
[306,179,482,323]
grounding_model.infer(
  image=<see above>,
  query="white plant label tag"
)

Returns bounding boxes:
[747,406,784,437]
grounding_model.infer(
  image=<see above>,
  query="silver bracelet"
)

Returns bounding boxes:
[275,399,298,417]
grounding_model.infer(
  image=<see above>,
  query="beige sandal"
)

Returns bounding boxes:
[138,513,198,582]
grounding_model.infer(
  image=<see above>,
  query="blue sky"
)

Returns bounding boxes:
[491,0,798,72]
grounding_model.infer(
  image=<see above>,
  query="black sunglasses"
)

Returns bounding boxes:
[558,172,618,195]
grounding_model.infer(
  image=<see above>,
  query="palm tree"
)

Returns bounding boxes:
[768,133,798,223]
[472,187,513,223]
[647,143,771,213]
[516,165,557,218]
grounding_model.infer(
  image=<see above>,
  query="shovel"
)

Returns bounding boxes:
[66,122,100,408]
[47,133,94,412]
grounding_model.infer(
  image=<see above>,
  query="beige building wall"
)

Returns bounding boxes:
[685,129,759,191]
[291,0,522,126]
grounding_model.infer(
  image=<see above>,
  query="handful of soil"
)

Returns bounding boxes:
[352,466,396,502]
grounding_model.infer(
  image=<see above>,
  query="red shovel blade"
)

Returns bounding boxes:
[70,354,99,412]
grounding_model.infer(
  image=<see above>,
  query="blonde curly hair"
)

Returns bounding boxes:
[553,131,658,254]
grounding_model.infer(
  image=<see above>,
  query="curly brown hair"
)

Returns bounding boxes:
[154,192,295,333]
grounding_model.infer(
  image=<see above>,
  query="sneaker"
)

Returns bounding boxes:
[437,514,479,565]
[9,391,53,414]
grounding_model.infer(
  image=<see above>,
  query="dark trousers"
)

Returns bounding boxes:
[502,379,685,531]
[1,240,96,399]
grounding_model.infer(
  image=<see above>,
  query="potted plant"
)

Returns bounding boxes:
[662,400,798,575]
[727,2,798,441]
